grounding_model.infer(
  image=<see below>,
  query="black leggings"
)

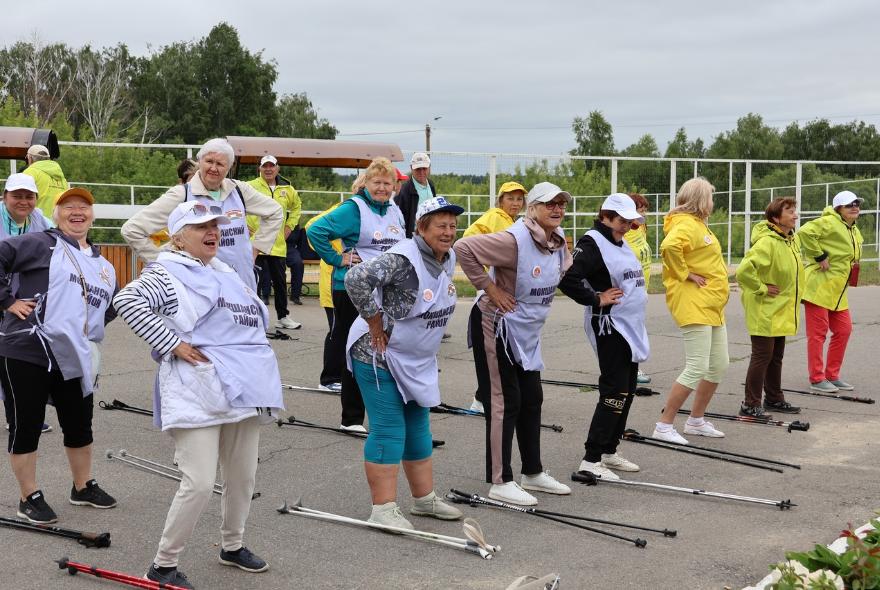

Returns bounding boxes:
[1,357,93,454]
[330,290,364,426]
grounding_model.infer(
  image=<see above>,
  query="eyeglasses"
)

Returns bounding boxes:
[843,202,861,209]
[191,203,222,216]
[542,200,567,211]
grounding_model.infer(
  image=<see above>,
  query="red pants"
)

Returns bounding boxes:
[804,301,852,383]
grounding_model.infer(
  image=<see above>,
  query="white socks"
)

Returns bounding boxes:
[686,416,705,427]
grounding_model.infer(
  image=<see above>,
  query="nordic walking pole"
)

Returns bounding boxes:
[281,383,339,396]
[57,557,189,590]
[445,489,674,537]
[446,489,647,547]
[0,517,110,548]
[623,429,800,470]
[779,386,874,404]
[98,399,153,416]
[106,450,223,495]
[430,403,564,433]
[676,409,810,432]
[570,471,796,510]
[540,378,659,397]
[278,501,497,559]
[277,416,446,448]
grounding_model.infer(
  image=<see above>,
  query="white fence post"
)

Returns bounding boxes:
[488,155,497,208]
[9,160,15,176]
[610,159,618,194]
[727,162,733,265]
[795,163,803,231]
[693,160,698,178]
[744,161,753,256]
[669,160,677,211]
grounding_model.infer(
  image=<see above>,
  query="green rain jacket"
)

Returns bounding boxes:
[797,206,863,311]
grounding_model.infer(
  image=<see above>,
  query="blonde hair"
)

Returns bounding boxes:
[364,157,396,182]
[671,177,715,220]
[351,172,367,193]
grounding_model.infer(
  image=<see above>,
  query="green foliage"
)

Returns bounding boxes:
[708,113,784,160]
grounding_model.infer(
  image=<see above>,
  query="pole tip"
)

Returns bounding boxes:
[104,449,114,459]
[635,538,647,548]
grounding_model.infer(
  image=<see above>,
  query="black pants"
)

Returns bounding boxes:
[330,290,364,426]
[256,255,289,320]
[1,357,93,454]
[320,307,342,386]
[286,247,305,300]
[744,336,786,407]
[583,322,637,462]
[469,304,490,404]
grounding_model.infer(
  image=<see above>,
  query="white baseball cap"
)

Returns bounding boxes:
[167,201,231,235]
[527,182,572,205]
[259,155,278,166]
[410,152,431,170]
[416,196,464,221]
[3,173,38,194]
[832,190,861,208]
[601,193,643,221]
[26,144,50,157]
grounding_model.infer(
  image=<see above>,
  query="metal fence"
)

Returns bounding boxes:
[3,143,879,267]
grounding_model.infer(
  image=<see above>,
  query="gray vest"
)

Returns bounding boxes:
[351,196,405,262]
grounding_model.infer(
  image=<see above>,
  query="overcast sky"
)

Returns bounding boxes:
[6,0,880,156]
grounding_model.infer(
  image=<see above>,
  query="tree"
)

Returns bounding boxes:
[619,133,660,157]
[664,127,707,159]
[707,113,783,160]
[0,34,74,125]
[71,44,137,141]
[570,110,614,172]
[276,93,337,140]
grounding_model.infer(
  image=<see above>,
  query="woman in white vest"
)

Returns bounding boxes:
[113,201,283,590]
[454,182,573,506]
[0,187,118,525]
[559,194,649,480]
[343,197,464,530]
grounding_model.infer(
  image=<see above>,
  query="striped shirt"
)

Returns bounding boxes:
[112,262,183,356]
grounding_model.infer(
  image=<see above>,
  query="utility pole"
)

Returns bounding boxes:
[425,116,442,151]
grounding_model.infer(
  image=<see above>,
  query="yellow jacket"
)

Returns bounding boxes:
[304,202,343,308]
[624,224,652,283]
[660,212,729,327]
[23,160,69,217]
[463,207,514,237]
[797,206,863,311]
[735,222,804,336]
[246,176,302,258]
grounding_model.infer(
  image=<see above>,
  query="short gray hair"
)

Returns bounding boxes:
[196,138,235,167]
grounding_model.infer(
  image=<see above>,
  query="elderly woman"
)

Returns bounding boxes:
[306,157,406,432]
[0,187,117,524]
[454,182,573,506]
[462,181,527,413]
[121,138,283,291]
[736,197,805,417]
[114,201,283,589]
[623,193,653,385]
[559,194,649,480]
[344,196,464,528]
[796,190,864,393]
[655,177,730,444]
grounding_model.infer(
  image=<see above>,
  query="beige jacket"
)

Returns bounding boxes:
[121,172,283,262]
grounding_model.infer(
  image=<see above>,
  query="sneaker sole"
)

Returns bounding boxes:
[682,429,724,438]
[581,470,620,480]
[17,510,57,524]
[601,463,640,472]
[764,408,801,414]
[275,324,302,330]
[810,385,839,393]
[409,509,462,520]
[488,493,537,506]
[519,484,571,495]
[218,558,269,573]
[831,385,855,391]
[69,499,118,509]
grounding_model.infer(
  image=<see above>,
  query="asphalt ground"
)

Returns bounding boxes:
[3,287,878,590]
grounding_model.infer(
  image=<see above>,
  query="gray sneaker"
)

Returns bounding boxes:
[410,491,463,520]
[368,501,414,531]
[830,379,854,391]
[810,380,839,393]
[146,564,194,589]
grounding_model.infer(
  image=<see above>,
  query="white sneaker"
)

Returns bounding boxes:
[683,420,725,438]
[410,491,463,520]
[601,453,640,472]
[339,424,367,433]
[469,398,484,413]
[488,482,537,506]
[368,501,413,531]
[318,383,342,393]
[636,370,651,384]
[521,471,571,495]
[577,460,620,480]
[276,316,302,330]
[651,426,689,445]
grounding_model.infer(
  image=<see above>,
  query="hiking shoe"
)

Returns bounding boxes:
[636,370,651,384]
[601,453,640,472]
[219,546,268,573]
[577,460,620,480]
[810,380,839,393]
[70,479,117,508]
[683,419,724,438]
[489,482,537,506]
[318,382,342,393]
[652,425,689,445]
[763,400,801,414]
[469,398,484,413]
[521,472,571,495]
[339,424,367,433]
[276,316,302,330]
[291,297,302,306]
[829,379,854,391]
[146,564,194,589]
[368,501,414,531]
[410,491,463,520]
[740,403,772,419]
[18,490,58,524]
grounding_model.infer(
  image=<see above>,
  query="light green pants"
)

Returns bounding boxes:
[676,324,730,390]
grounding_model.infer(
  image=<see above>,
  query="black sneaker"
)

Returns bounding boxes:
[70,479,117,508]
[291,297,302,305]
[146,564,195,590]
[18,490,58,524]
[219,546,269,573]
[739,403,772,419]
[764,400,801,414]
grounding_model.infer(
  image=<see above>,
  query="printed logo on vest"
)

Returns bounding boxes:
[532,265,542,278]
[388,225,401,235]
[423,288,434,302]
[703,235,712,245]
[226,209,244,220]
[373,230,383,240]
[99,266,112,287]
[447,283,456,296]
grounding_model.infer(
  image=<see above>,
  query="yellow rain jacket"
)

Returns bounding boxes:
[23,159,69,217]
[797,206,863,311]
[246,176,301,258]
[661,213,729,327]
[735,222,804,336]
[305,201,343,308]
[624,224,652,283]
[463,207,515,237]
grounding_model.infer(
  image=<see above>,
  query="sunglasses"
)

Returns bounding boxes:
[191,203,222,216]
[843,201,861,209]
[542,200,567,211]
